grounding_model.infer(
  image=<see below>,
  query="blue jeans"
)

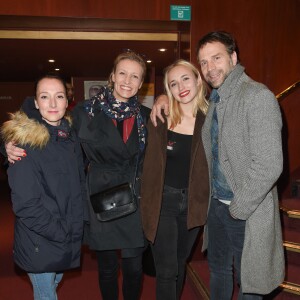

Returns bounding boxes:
[207,198,263,300]
[152,185,200,300]
[28,272,63,300]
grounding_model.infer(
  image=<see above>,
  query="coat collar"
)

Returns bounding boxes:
[1,111,50,148]
[78,108,139,159]
[218,64,245,100]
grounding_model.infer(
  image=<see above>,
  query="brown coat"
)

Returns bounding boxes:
[141,111,209,243]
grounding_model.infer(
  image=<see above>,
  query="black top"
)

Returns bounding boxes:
[116,119,124,138]
[165,130,193,189]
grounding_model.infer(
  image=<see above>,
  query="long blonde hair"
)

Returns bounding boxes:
[163,59,208,129]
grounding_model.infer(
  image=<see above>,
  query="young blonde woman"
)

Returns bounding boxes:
[141,59,210,300]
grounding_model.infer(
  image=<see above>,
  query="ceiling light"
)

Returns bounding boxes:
[158,48,167,52]
[48,59,55,63]
[55,68,60,71]
[146,60,152,63]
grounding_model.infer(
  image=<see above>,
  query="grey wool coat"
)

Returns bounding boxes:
[202,64,285,294]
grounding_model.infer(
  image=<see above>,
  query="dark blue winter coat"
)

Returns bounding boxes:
[1,110,87,273]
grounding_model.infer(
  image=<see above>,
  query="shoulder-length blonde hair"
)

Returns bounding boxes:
[108,50,146,89]
[163,59,208,129]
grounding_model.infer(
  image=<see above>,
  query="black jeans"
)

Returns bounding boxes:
[96,249,143,300]
[151,185,200,300]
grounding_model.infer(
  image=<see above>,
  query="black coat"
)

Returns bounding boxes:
[72,101,150,256]
[2,110,87,273]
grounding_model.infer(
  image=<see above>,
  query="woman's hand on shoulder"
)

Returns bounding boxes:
[6,141,26,164]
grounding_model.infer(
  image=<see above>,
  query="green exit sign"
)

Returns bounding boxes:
[170,5,191,21]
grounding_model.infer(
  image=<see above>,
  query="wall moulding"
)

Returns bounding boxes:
[0,30,177,41]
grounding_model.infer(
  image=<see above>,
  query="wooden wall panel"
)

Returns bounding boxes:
[190,0,300,93]
[0,82,34,125]
[1,0,298,93]
[279,90,300,194]
[0,0,191,20]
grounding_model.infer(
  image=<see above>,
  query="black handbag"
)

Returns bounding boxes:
[90,182,137,221]
[90,156,139,222]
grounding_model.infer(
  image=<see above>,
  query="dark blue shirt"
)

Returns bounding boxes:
[210,89,234,201]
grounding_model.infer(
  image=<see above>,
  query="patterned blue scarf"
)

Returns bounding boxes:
[84,85,146,152]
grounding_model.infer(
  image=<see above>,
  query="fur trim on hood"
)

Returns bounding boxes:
[1,111,50,149]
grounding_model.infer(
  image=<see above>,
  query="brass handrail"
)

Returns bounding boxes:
[276,80,300,101]
[280,205,300,219]
[283,241,300,253]
[280,281,300,295]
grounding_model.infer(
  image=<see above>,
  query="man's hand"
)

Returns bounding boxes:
[150,94,169,127]
[6,141,26,164]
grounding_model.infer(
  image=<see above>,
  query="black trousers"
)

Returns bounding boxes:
[151,185,200,300]
[96,249,143,300]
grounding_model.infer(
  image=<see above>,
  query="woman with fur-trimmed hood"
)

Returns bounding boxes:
[1,75,87,300]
